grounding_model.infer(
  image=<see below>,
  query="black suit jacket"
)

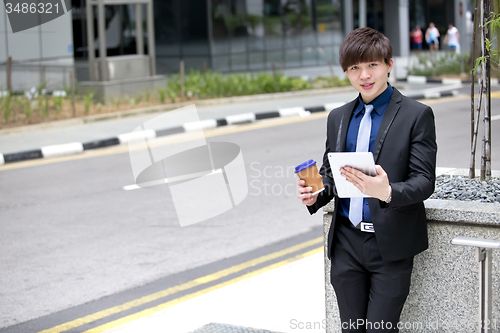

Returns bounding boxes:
[308,88,437,262]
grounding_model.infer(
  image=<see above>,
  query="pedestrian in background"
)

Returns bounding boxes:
[425,22,440,51]
[410,25,423,52]
[444,23,460,53]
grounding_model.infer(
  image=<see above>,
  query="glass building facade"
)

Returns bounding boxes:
[71,0,343,75]
[70,0,459,76]
[153,0,344,73]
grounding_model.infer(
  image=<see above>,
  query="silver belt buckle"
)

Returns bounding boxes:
[360,222,375,233]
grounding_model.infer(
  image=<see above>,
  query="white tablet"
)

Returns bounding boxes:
[327,152,378,198]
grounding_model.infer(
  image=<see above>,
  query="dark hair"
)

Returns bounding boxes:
[339,27,393,72]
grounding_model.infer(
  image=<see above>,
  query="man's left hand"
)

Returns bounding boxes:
[340,165,391,201]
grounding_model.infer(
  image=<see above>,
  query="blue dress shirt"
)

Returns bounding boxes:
[338,83,394,222]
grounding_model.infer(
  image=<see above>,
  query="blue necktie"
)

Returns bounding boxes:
[349,104,373,226]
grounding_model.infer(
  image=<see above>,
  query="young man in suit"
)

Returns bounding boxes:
[297,28,437,332]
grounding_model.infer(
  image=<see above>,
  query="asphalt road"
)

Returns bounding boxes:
[0,87,499,332]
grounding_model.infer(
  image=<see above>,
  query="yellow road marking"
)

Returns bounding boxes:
[83,247,323,333]
[1,113,328,172]
[491,90,500,98]
[38,237,324,333]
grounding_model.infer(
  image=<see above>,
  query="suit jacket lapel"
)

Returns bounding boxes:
[373,88,402,162]
[335,99,357,152]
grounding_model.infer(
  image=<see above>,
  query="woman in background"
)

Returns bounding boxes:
[425,22,440,51]
[444,23,460,53]
[410,25,423,52]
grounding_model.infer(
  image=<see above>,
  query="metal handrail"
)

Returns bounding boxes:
[451,237,500,333]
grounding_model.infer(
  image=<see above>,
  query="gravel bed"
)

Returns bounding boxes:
[430,175,500,203]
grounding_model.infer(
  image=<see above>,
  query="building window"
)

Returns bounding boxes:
[209,0,342,72]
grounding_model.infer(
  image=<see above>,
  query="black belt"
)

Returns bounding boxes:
[338,215,375,233]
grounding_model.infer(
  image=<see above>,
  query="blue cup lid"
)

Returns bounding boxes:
[295,159,317,173]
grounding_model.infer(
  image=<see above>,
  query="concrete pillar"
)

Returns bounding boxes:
[383,0,410,57]
[343,0,353,33]
[359,0,367,28]
[86,0,97,81]
[454,0,472,53]
[97,0,108,80]
[147,0,156,76]
[136,4,144,55]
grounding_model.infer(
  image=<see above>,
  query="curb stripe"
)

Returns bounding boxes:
[324,102,346,112]
[306,106,326,113]
[407,75,427,84]
[41,142,84,158]
[3,149,43,163]
[423,91,442,99]
[83,138,121,150]
[415,90,459,100]
[255,111,280,120]
[117,129,156,144]
[216,118,228,127]
[278,107,305,117]
[155,126,185,137]
[405,75,466,85]
[38,237,323,333]
[426,78,443,84]
[402,75,499,86]
[226,113,256,125]
[440,90,456,97]
[441,78,462,85]
[183,119,217,131]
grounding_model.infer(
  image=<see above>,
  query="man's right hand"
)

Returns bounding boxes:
[297,179,319,206]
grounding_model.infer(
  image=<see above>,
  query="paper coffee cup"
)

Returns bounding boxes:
[295,159,324,194]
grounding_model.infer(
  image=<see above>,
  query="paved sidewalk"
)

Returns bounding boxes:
[104,252,326,333]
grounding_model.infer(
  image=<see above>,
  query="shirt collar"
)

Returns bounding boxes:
[354,83,393,116]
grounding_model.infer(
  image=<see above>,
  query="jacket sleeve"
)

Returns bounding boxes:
[389,105,437,207]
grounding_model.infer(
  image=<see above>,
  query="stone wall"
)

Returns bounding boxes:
[323,198,500,333]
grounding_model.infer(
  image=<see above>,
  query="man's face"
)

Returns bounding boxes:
[345,59,394,103]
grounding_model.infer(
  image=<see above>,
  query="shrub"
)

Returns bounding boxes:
[408,52,472,77]
[157,88,167,104]
[83,93,94,115]
[41,97,49,118]
[2,95,11,123]
[53,96,63,116]
[20,96,32,120]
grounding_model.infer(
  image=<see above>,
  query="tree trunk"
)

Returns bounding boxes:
[480,0,492,180]
[470,0,480,179]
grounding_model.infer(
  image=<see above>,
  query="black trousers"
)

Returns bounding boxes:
[330,216,414,333]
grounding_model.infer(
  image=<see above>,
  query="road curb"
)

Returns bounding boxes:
[404,75,500,86]
[0,88,461,165]
[0,105,330,165]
